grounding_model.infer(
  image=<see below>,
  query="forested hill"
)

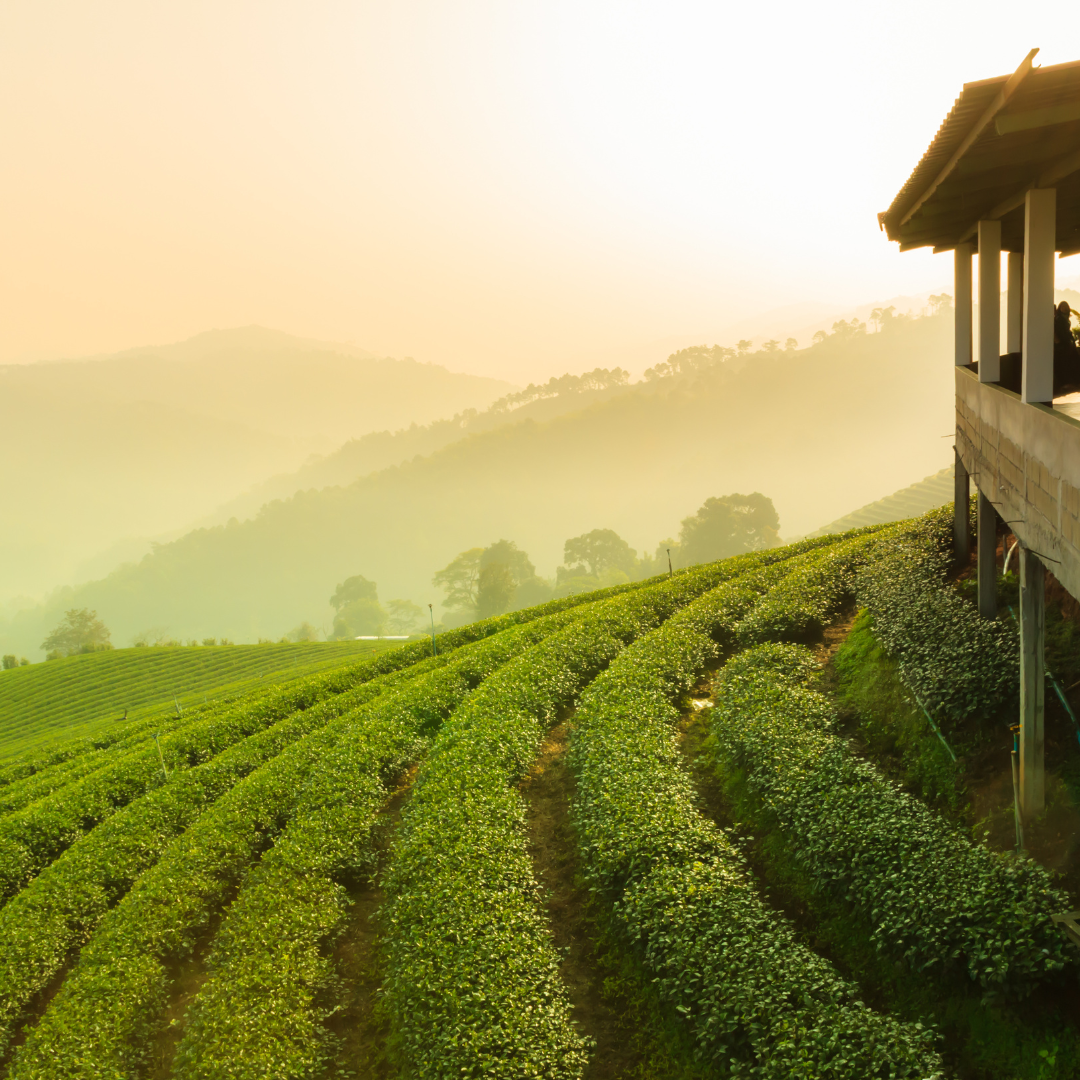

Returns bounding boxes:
[202,368,635,526]
[0,327,512,598]
[1,310,954,652]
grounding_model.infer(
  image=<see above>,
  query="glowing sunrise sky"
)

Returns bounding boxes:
[1,1,1077,381]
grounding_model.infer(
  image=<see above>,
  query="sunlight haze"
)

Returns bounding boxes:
[3,1,1077,379]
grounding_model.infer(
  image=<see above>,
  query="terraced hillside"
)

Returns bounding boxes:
[0,640,409,760]
[0,511,1076,1080]
[809,465,953,536]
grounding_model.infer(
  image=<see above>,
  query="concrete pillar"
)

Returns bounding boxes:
[955,242,973,367]
[954,449,970,564]
[1019,546,1045,818]
[1022,188,1056,404]
[977,490,998,619]
[978,220,1001,382]
[1007,251,1024,354]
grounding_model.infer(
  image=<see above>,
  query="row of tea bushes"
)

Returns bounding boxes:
[9,612,586,1079]
[569,557,945,1078]
[167,611,590,1080]
[855,505,1018,724]
[708,644,1073,994]
[378,555,775,1079]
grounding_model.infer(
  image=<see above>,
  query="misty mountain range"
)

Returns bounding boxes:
[1,308,960,656]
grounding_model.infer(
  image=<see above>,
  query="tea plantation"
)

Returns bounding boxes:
[0,639,406,760]
[0,509,1075,1079]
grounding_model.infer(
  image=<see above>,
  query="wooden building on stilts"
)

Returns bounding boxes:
[880,49,1080,824]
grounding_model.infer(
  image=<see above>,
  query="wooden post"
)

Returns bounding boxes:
[1022,188,1056,404]
[955,242,973,367]
[953,449,970,564]
[1007,251,1024,354]
[1019,546,1045,818]
[978,220,1001,382]
[977,490,997,619]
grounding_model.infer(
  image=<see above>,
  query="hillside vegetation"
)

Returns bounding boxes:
[0,326,511,599]
[202,366,634,527]
[0,640,405,760]
[0,508,1074,1079]
[0,308,955,655]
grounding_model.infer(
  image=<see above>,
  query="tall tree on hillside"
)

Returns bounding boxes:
[559,528,636,581]
[386,599,424,634]
[477,562,516,619]
[677,493,780,567]
[435,540,540,619]
[433,548,484,612]
[41,608,112,658]
[329,574,386,638]
[330,575,378,610]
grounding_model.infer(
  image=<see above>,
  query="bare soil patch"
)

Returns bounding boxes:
[520,721,647,1079]
[320,772,415,1080]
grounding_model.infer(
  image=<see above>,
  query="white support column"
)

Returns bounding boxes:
[1022,188,1056,404]
[955,242,973,367]
[978,220,1001,382]
[954,449,970,564]
[1019,546,1045,818]
[977,491,998,619]
[1007,251,1024,354]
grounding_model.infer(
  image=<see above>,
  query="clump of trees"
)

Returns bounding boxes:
[554,528,643,597]
[2,655,29,670]
[671,492,780,567]
[432,492,781,619]
[486,367,629,415]
[433,541,553,622]
[328,576,425,639]
[42,608,113,659]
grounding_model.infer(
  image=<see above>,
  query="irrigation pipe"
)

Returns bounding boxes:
[903,681,958,762]
[1010,725,1025,852]
[1003,539,1018,575]
[1005,605,1080,749]
[151,733,170,782]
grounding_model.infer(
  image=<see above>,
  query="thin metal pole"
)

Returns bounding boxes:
[152,733,169,782]
[1011,726,1025,851]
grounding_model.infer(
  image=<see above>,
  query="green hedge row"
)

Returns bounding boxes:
[0,663,435,901]
[0,657,435,1062]
[378,551,800,1080]
[9,609,587,1079]
[709,643,1073,994]
[734,530,886,645]
[0,587,630,900]
[167,609,593,1080]
[855,505,1018,723]
[0,572,660,794]
[569,550,944,1078]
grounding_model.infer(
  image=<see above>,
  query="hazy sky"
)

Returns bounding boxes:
[2,2,1078,381]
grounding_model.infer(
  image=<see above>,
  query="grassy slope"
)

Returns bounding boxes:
[0,640,410,760]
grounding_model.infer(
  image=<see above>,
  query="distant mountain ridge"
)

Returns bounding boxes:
[0,309,956,655]
[0,326,513,599]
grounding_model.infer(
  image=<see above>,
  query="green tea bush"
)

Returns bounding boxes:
[0,661,428,1062]
[10,613,582,1079]
[709,644,1073,995]
[734,531,880,645]
[569,571,945,1078]
[380,555,770,1080]
[167,612,588,1080]
[855,506,1018,724]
